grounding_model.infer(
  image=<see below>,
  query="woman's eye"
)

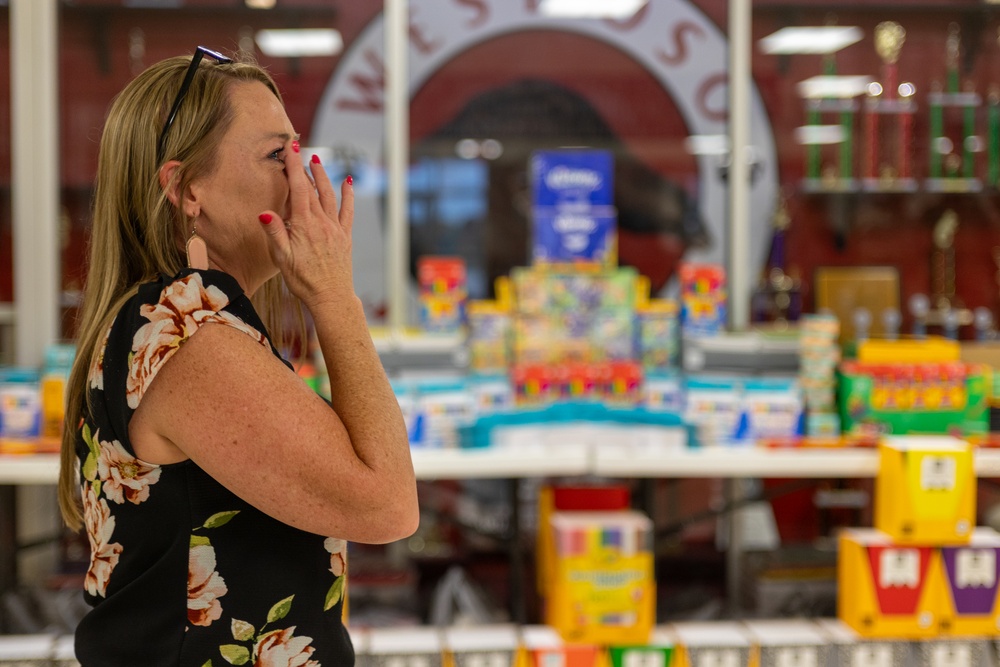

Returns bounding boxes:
[268,148,285,161]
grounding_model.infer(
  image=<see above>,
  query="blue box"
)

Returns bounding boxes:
[531,149,614,208]
[532,207,617,264]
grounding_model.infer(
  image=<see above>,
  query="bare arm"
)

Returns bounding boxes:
[132,138,418,543]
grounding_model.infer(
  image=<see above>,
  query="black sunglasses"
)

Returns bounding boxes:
[156,46,233,162]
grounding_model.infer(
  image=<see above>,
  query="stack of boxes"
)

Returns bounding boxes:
[839,435,1000,649]
[798,312,841,437]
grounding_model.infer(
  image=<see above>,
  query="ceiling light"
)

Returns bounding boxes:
[759,26,863,55]
[245,0,276,8]
[794,125,847,145]
[255,29,343,58]
[683,135,729,156]
[539,0,649,19]
[797,75,872,99]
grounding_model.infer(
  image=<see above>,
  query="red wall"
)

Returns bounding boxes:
[2,1,1000,336]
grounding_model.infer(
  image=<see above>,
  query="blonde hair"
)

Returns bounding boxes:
[59,52,293,529]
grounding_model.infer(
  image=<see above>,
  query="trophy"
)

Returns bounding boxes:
[800,16,861,193]
[926,209,972,329]
[927,23,983,193]
[863,21,917,192]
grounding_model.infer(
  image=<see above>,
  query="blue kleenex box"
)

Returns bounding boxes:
[533,208,617,264]
[531,149,614,208]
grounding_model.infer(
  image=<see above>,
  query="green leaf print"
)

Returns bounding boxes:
[201,662,213,667]
[218,644,250,665]
[203,511,240,529]
[324,576,345,611]
[82,453,98,483]
[82,423,99,457]
[190,535,211,548]
[266,595,294,623]
[231,619,255,642]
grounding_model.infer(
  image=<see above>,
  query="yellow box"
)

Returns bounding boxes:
[938,527,1000,636]
[874,436,975,544]
[857,336,960,363]
[546,511,655,645]
[838,528,945,638]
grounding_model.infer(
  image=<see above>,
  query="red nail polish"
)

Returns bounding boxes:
[259,213,273,224]
[311,154,321,165]
[347,175,354,186]
[292,140,300,153]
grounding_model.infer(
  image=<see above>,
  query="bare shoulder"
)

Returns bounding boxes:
[129,322,364,535]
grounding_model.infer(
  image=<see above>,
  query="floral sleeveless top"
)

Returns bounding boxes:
[74,269,352,667]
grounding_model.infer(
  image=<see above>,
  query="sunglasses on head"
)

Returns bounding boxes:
[156,46,233,163]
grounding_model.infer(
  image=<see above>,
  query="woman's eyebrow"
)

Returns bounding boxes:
[261,131,301,142]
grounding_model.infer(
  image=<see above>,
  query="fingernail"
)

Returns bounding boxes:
[292,140,300,153]
[259,213,272,225]
[347,175,354,186]
[311,154,321,165]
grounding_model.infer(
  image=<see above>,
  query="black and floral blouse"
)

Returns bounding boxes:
[74,269,352,667]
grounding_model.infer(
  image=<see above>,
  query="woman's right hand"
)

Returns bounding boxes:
[257,138,356,311]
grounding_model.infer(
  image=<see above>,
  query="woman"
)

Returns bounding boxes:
[58,48,419,665]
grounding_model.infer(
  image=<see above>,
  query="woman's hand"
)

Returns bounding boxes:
[257,139,355,310]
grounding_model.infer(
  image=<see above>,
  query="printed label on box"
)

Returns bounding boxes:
[942,547,1000,614]
[532,209,616,265]
[849,645,893,667]
[930,644,971,667]
[531,150,614,208]
[774,647,818,667]
[692,649,742,667]
[921,455,957,491]
[869,546,933,613]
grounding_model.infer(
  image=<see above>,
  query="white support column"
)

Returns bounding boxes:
[11,0,60,366]
[728,0,751,332]
[385,0,409,331]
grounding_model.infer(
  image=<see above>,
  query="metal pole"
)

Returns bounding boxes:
[727,0,752,615]
[385,0,410,332]
[11,0,60,367]
[728,0,751,332]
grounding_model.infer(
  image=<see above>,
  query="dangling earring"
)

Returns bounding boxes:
[186,221,209,270]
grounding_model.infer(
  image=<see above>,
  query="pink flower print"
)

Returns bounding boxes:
[324,537,346,578]
[188,543,228,627]
[88,323,113,391]
[96,437,161,505]
[253,627,319,667]
[205,310,271,350]
[127,273,230,409]
[83,484,122,598]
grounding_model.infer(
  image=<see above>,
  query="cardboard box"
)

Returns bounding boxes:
[874,436,975,544]
[444,625,519,667]
[545,511,655,645]
[669,622,752,667]
[607,626,676,667]
[518,625,600,667]
[742,619,830,667]
[815,618,910,667]
[838,528,944,639]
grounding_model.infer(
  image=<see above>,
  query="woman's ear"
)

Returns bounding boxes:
[158,160,199,218]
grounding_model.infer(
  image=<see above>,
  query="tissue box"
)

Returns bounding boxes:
[366,627,443,667]
[444,625,518,667]
[815,618,910,667]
